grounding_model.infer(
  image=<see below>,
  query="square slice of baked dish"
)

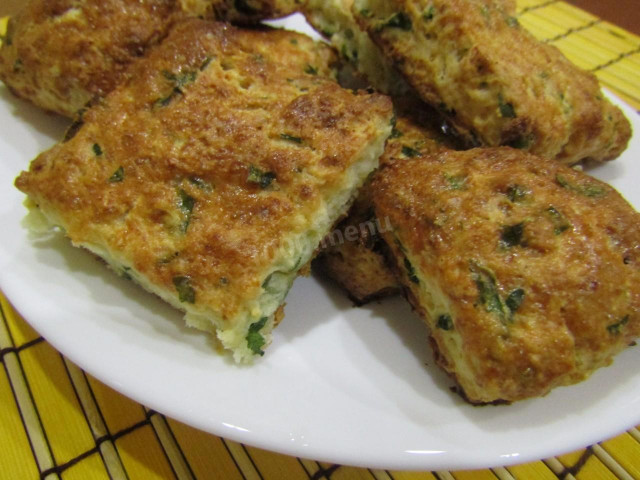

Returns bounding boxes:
[372,146,640,403]
[15,18,393,362]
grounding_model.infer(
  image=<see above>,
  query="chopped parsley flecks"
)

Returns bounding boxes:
[280,133,303,144]
[377,12,412,31]
[246,317,268,356]
[546,206,571,235]
[404,257,420,284]
[154,69,198,108]
[304,64,319,75]
[500,223,526,248]
[505,184,528,202]
[402,145,420,158]
[423,6,436,21]
[498,94,516,118]
[200,56,213,71]
[555,174,607,198]
[247,164,276,189]
[444,173,467,190]
[505,16,519,28]
[188,176,213,193]
[108,166,124,183]
[177,188,195,233]
[173,276,196,303]
[92,143,103,157]
[505,288,525,313]
[607,315,629,335]
[359,8,373,18]
[390,128,404,139]
[436,314,454,330]
[469,263,525,324]
[470,262,506,322]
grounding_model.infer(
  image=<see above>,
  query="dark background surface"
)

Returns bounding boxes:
[566,0,640,35]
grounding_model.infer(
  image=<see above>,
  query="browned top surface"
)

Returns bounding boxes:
[354,0,631,164]
[0,0,187,117]
[15,19,392,324]
[373,147,640,402]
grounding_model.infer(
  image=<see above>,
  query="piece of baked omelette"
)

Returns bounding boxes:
[372,147,640,403]
[315,99,455,304]
[15,19,393,362]
[353,0,631,165]
[0,0,303,118]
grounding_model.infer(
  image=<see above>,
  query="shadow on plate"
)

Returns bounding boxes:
[0,86,69,146]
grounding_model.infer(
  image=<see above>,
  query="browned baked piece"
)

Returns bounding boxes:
[15,19,393,362]
[315,100,455,304]
[372,146,640,403]
[0,0,188,117]
[353,0,631,164]
[0,0,304,118]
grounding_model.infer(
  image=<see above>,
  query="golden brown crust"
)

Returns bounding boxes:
[372,147,640,403]
[0,0,306,118]
[353,0,631,164]
[15,19,392,331]
[0,0,188,117]
[315,102,457,304]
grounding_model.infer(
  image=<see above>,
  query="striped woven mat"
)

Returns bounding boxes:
[1,1,640,479]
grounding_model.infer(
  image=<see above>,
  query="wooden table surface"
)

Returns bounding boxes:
[566,0,640,35]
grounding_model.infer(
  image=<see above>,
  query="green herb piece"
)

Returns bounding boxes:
[546,206,571,235]
[188,176,213,192]
[246,317,268,356]
[498,94,516,118]
[92,143,103,157]
[200,56,213,71]
[555,174,607,198]
[378,12,412,31]
[506,184,527,202]
[423,6,436,21]
[13,58,23,73]
[154,87,183,108]
[505,16,519,27]
[505,288,525,313]
[173,276,196,303]
[155,69,198,107]
[390,128,403,139]
[500,223,525,248]
[177,188,195,233]
[289,38,299,45]
[109,166,124,183]
[247,164,276,189]
[436,314,454,330]
[404,258,420,284]
[280,133,303,144]
[470,262,507,323]
[304,64,318,75]
[158,252,179,264]
[402,145,420,157]
[444,173,467,190]
[607,315,629,335]
[359,8,373,18]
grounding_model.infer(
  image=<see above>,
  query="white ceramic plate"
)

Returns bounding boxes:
[1,16,640,471]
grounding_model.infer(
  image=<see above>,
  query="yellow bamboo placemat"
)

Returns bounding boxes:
[2,1,640,479]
